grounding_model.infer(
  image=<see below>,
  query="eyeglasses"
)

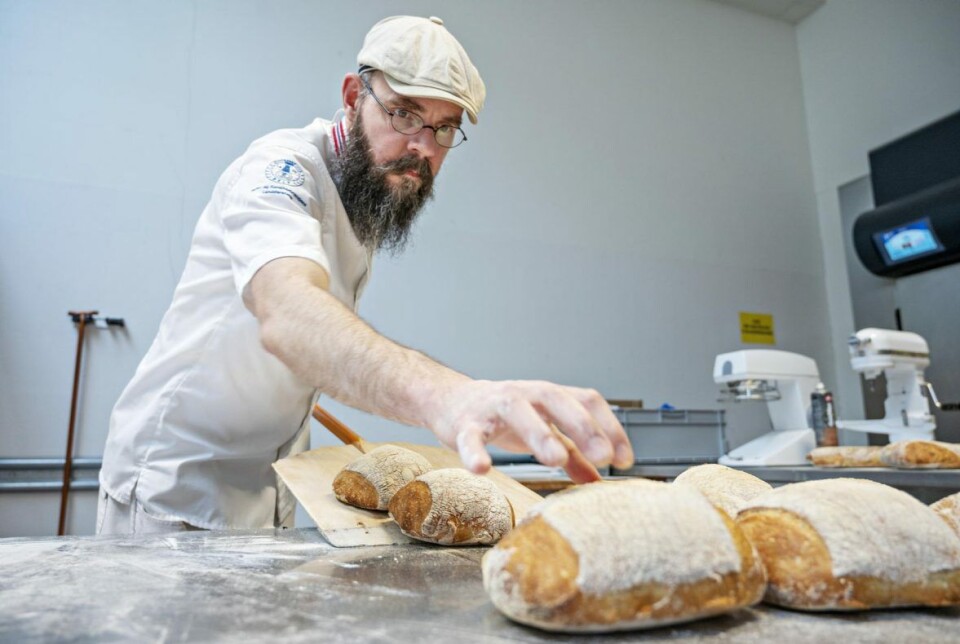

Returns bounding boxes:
[360,77,467,149]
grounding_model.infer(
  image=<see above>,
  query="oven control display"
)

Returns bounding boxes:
[874,217,944,264]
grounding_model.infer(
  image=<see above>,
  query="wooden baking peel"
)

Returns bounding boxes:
[273,404,545,547]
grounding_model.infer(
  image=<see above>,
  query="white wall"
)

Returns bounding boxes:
[1,0,829,535]
[796,0,960,422]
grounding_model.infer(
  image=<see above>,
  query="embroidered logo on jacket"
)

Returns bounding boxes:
[265,159,305,186]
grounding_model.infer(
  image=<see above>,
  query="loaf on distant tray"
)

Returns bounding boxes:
[807,446,884,468]
[388,468,514,545]
[481,479,766,633]
[932,492,960,538]
[332,445,432,510]
[737,478,960,611]
[672,464,772,517]
[879,440,960,469]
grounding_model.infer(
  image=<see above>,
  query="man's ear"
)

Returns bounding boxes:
[342,73,363,126]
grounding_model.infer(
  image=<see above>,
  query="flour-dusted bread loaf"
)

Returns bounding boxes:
[807,446,884,468]
[737,478,960,611]
[332,445,432,511]
[932,492,960,538]
[388,468,514,545]
[481,479,766,633]
[673,464,772,517]
[879,440,960,469]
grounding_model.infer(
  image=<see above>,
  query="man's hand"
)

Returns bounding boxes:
[427,380,634,483]
[247,258,634,484]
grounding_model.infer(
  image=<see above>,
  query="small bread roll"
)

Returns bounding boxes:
[673,464,772,517]
[388,468,514,545]
[737,478,960,610]
[332,445,432,510]
[807,446,884,468]
[482,479,766,633]
[879,440,960,469]
[932,492,960,538]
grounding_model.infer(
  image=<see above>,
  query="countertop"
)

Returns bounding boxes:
[613,464,960,488]
[2,529,958,643]
[496,463,960,502]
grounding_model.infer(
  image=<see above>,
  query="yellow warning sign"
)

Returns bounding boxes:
[740,312,775,345]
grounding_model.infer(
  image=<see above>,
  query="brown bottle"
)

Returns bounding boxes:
[811,383,839,447]
[822,391,838,447]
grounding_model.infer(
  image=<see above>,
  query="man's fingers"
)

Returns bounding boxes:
[564,386,635,469]
[455,406,570,475]
[501,400,569,468]
[443,381,634,480]
[455,424,493,475]
[535,389,614,466]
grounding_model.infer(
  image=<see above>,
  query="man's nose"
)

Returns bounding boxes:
[406,128,440,158]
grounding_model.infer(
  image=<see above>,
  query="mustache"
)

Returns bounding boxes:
[377,155,433,179]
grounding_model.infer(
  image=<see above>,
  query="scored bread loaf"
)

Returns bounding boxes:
[672,464,772,517]
[807,446,884,468]
[388,468,514,545]
[332,445,432,510]
[932,492,960,538]
[737,478,960,610]
[879,440,960,469]
[481,479,766,633]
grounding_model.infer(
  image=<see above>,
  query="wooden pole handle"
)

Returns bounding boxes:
[312,404,366,452]
[59,310,98,536]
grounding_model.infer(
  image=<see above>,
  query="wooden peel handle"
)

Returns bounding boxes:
[550,425,603,482]
[312,404,366,452]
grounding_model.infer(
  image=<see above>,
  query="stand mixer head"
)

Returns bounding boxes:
[713,350,819,466]
[838,328,936,442]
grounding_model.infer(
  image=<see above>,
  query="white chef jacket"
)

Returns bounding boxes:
[100,116,372,529]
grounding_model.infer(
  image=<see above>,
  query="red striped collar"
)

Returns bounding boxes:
[331,120,348,158]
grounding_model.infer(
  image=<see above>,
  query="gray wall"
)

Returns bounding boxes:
[797,0,960,425]
[3,0,836,535]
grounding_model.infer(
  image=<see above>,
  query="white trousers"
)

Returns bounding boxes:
[95,488,202,535]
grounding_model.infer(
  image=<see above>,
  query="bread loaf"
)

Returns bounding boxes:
[879,440,960,469]
[737,478,960,610]
[481,479,766,633]
[807,446,883,468]
[332,445,432,510]
[673,464,772,517]
[932,492,960,538]
[388,468,514,545]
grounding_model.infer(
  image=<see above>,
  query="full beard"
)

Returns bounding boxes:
[332,112,435,254]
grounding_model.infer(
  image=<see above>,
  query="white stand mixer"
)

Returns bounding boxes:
[714,350,819,466]
[837,328,938,442]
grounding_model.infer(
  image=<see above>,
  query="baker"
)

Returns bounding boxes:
[97,15,633,535]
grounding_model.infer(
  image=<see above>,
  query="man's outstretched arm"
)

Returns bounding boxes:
[245,257,634,481]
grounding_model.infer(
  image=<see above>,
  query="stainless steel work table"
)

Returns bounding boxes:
[611,465,960,504]
[615,464,960,488]
[2,529,958,643]
[497,463,960,503]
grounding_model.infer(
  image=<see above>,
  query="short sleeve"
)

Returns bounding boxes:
[219,145,333,296]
